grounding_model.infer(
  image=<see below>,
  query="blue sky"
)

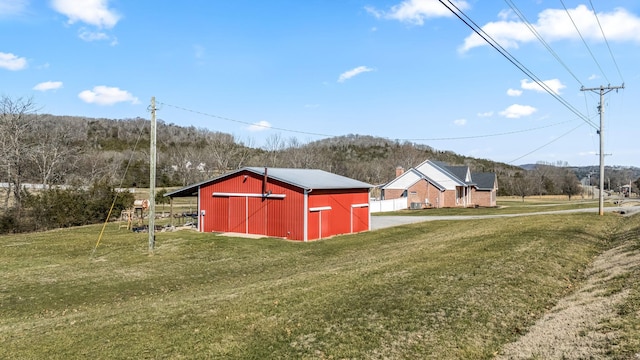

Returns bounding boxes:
[2,0,640,167]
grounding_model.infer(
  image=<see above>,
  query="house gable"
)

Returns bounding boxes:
[414,160,466,190]
[381,169,423,190]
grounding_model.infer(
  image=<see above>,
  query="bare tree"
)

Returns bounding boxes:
[29,116,82,186]
[263,133,286,167]
[71,151,121,186]
[166,147,201,186]
[561,171,582,200]
[0,96,38,210]
[533,163,554,196]
[283,136,316,168]
[205,133,243,174]
[511,171,535,202]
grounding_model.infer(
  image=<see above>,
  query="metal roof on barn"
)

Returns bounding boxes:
[165,167,373,198]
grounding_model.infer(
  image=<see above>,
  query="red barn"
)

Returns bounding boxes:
[165,167,372,241]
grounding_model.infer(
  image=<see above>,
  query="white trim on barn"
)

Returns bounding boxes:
[309,206,332,212]
[212,192,286,198]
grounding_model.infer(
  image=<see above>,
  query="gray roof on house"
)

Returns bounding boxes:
[473,172,497,190]
[165,167,373,198]
[432,161,472,185]
[445,166,469,183]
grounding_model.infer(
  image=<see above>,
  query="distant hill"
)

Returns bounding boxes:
[4,113,638,196]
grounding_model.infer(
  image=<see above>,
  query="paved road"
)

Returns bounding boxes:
[370,205,640,230]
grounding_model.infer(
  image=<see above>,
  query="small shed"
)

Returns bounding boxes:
[165,167,373,241]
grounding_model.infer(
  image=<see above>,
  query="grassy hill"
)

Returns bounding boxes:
[1,211,639,358]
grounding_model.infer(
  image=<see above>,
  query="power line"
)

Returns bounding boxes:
[158,100,579,143]
[158,101,334,138]
[508,122,585,164]
[158,99,601,171]
[588,0,625,83]
[403,119,576,141]
[503,0,583,86]
[438,0,598,130]
[559,0,610,83]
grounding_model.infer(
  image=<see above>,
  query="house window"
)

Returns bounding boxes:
[402,190,408,197]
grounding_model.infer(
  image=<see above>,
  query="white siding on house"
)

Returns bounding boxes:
[463,169,471,182]
[383,169,422,190]
[415,162,464,190]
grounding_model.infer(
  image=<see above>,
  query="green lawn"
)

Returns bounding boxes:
[1,213,639,359]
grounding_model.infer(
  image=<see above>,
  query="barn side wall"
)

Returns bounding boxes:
[307,188,370,241]
[198,170,306,240]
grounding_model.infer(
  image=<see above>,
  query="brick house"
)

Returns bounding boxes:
[380,160,497,208]
[470,172,498,207]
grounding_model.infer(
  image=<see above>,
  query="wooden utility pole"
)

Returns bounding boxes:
[581,84,624,216]
[149,97,157,252]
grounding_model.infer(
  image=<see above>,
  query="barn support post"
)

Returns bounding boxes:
[169,197,173,226]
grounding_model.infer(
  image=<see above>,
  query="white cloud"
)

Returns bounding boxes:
[78,29,118,45]
[588,74,598,80]
[247,120,272,132]
[51,0,120,28]
[578,150,597,157]
[460,5,640,52]
[79,29,109,41]
[78,86,139,105]
[499,104,537,118]
[477,111,494,118]
[507,88,522,97]
[453,118,467,126]
[0,0,28,16]
[497,9,515,21]
[366,0,469,25]
[33,81,63,91]
[521,78,565,95]
[338,66,374,83]
[0,52,27,70]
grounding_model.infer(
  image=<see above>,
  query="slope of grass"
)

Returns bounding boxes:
[0,213,636,359]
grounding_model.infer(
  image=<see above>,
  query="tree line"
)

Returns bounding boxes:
[1,96,638,233]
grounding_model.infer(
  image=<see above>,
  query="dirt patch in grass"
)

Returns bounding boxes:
[496,241,640,359]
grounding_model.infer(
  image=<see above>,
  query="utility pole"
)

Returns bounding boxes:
[581,84,624,216]
[149,97,157,252]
